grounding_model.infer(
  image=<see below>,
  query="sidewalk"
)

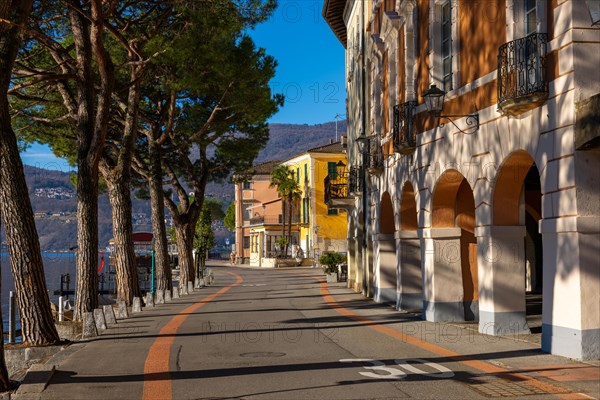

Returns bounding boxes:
[8,266,599,400]
[322,279,600,399]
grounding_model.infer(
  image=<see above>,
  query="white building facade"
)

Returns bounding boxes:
[323,0,600,360]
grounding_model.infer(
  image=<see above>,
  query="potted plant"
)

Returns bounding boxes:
[275,237,289,258]
[319,252,346,283]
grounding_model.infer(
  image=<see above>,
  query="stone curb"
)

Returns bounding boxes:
[11,364,56,399]
[4,273,217,398]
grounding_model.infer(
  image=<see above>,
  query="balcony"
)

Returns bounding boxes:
[393,101,417,154]
[367,136,384,175]
[324,171,354,209]
[498,33,548,116]
[249,214,301,226]
[348,166,363,195]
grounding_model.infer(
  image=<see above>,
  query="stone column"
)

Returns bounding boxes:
[354,234,364,293]
[420,228,465,321]
[374,233,397,304]
[347,235,356,289]
[540,217,600,360]
[396,230,423,312]
[476,226,529,336]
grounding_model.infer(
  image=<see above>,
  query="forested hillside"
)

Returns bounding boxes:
[1,121,345,250]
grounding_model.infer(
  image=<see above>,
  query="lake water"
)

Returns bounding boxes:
[1,252,110,337]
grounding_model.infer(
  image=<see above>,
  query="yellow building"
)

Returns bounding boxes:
[283,141,348,260]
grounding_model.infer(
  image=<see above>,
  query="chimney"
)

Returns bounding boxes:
[329,138,334,144]
[340,134,347,148]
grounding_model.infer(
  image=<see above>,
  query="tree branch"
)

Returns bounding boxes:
[188,81,234,142]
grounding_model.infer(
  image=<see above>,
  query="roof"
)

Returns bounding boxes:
[307,141,345,154]
[322,0,347,47]
[249,160,282,175]
[282,141,345,164]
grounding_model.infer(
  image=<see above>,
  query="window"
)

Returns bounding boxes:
[525,0,537,36]
[382,50,390,134]
[296,167,300,183]
[302,198,308,224]
[509,0,546,41]
[304,164,308,185]
[243,236,250,249]
[242,181,251,190]
[328,207,338,216]
[327,162,338,180]
[441,2,452,92]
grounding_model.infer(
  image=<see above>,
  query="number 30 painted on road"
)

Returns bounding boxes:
[339,358,454,380]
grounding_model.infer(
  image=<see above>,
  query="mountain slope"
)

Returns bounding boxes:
[2,121,346,250]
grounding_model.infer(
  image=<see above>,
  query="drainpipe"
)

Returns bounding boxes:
[360,0,369,297]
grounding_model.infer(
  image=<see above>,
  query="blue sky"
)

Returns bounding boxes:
[250,0,346,124]
[19,0,346,170]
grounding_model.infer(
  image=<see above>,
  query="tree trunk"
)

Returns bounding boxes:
[74,161,99,320]
[0,0,60,346]
[200,254,206,278]
[175,222,195,293]
[101,56,143,305]
[105,175,141,305]
[148,139,171,291]
[70,3,114,320]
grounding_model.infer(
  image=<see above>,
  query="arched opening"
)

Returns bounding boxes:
[492,151,543,335]
[398,182,423,312]
[377,192,397,304]
[431,170,478,321]
[380,192,395,233]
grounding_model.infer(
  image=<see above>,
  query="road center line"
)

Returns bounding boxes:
[143,271,244,400]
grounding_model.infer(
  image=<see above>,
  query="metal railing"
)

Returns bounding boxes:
[249,214,300,225]
[498,33,548,111]
[325,171,349,203]
[368,135,384,174]
[393,101,417,153]
[348,166,363,195]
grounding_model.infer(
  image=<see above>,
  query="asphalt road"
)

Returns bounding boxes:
[36,266,598,400]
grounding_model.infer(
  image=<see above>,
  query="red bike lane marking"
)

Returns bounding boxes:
[143,271,243,400]
[295,271,590,400]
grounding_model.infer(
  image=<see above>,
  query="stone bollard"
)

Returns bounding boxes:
[155,290,165,305]
[116,301,129,319]
[165,289,172,302]
[187,281,194,294]
[173,287,180,299]
[180,284,188,296]
[194,278,199,289]
[82,312,97,338]
[145,292,155,308]
[197,278,206,288]
[93,308,107,331]
[103,305,117,325]
[132,297,142,313]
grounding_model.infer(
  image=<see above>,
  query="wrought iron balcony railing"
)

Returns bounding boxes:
[324,171,349,204]
[368,135,384,175]
[393,101,417,154]
[348,166,363,195]
[249,214,300,226]
[498,33,548,116]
